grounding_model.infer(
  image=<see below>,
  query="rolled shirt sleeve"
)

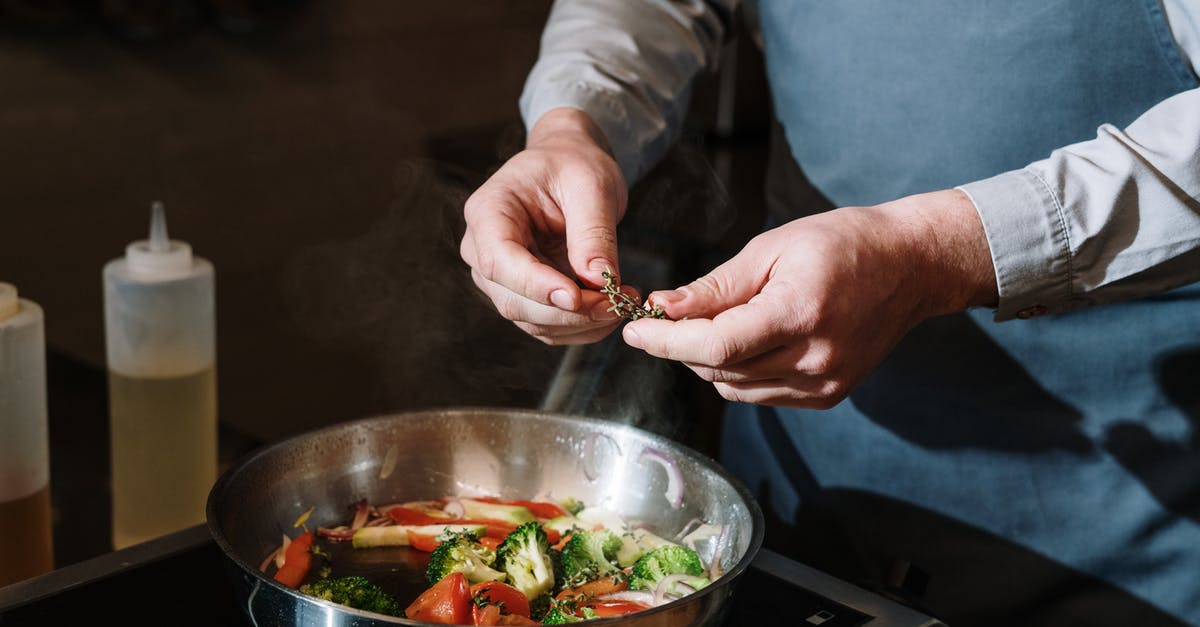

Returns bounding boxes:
[519,0,735,185]
[960,86,1200,321]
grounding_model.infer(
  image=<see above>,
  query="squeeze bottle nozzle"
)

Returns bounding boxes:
[126,202,193,277]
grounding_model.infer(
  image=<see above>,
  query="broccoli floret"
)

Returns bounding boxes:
[541,606,583,624]
[628,544,706,591]
[300,575,402,616]
[558,497,585,516]
[425,532,507,586]
[559,529,622,587]
[540,599,598,624]
[495,521,556,599]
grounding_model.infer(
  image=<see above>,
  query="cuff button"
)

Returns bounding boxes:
[1016,305,1048,319]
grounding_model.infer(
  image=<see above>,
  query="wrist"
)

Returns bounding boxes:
[527,107,615,157]
[886,188,999,315]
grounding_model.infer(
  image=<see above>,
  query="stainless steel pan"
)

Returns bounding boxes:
[207,408,764,626]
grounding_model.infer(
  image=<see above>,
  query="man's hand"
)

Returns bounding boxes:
[622,189,998,407]
[460,107,631,345]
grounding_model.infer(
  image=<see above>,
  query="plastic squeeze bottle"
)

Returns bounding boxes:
[0,282,54,584]
[103,203,216,550]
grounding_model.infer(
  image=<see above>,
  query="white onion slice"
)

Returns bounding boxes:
[598,591,655,607]
[681,523,721,552]
[638,448,684,509]
[378,445,399,480]
[442,497,465,519]
[708,524,730,581]
[274,534,291,569]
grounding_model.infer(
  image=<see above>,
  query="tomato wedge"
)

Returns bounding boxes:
[406,572,472,624]
[470,581,531,618]
[272,531,314,588]
[472,603,502,625]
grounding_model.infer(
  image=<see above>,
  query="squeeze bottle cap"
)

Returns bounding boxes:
[0,282,17,321]
[126,202,193,278]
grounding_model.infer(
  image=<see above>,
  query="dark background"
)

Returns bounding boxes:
[0,1,770,445]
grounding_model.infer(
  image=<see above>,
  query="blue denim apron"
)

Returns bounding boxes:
[723,1,1200,624]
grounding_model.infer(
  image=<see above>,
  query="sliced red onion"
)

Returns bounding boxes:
[675,518,705,542]
[365,516,392,527]
[350,499,370,531]
[317,525,356,541]
[653,573,692,606]
[598,591,655,607]
[582,432,621,481]
[708,524,730,581]
[638,448,684,509]
[258,546,280,573]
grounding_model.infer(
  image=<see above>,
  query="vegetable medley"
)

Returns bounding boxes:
[261,495,729,625]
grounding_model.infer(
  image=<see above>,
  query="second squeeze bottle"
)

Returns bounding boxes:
[104,203,216,549]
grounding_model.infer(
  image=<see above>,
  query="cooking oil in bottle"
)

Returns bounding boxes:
[0,282,55,585]
[104,203,216,550]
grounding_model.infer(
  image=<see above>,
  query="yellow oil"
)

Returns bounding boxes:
[108,366,216,550]
[0,484,54,586]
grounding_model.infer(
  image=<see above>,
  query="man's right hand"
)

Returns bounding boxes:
[460,107,630,345]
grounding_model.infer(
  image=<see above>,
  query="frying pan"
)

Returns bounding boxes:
[207,408,764,626]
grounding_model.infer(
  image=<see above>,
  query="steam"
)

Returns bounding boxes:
[281,134,734,440]
[281,159,560,411]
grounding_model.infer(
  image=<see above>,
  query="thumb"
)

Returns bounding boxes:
[649,254,766,320]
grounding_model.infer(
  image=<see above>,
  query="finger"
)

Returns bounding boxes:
[684,344,809,384]
[466,195,582,310]
[560,177,623,289]
[471,268,615,327]
[515,320,621,346]
[645,251,770,320]
[622,301,786,367]
[712,380,842,409]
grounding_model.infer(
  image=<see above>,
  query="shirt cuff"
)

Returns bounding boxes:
[957,168,1079,322]
[520,79,648,187]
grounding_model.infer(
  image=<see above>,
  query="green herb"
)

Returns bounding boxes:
[601,270,667,321]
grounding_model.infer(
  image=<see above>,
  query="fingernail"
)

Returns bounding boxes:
[550,289,575,310]
[653,289,686,305]
[588,258,613,274]
[622,325,643,348]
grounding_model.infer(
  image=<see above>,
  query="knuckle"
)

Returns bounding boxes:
[700,334,739,366]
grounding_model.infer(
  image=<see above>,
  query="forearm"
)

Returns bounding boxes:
[960,86,1200,320]
[520,0,736,184]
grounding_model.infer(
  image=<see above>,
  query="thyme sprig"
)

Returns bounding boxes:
[601,269,667,321]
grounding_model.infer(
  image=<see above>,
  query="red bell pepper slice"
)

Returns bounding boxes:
[272,531,314,588]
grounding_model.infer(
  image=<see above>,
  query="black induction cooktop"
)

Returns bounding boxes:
[0,524,939,627]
